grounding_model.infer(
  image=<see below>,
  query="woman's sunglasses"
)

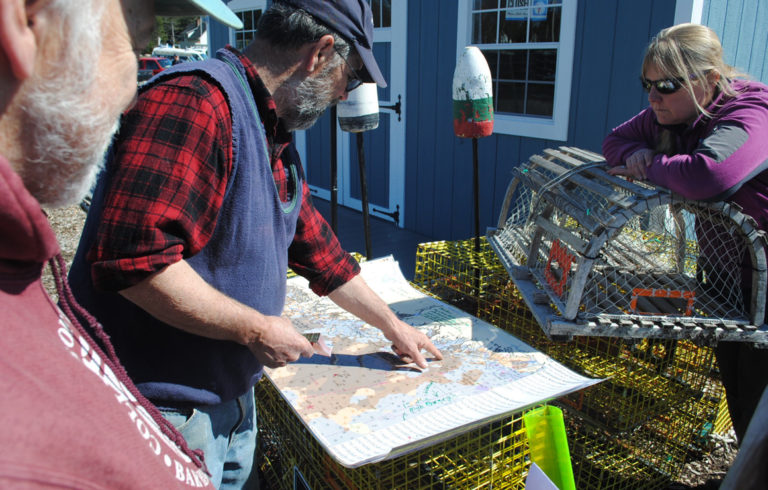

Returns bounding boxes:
[640,76,686,95]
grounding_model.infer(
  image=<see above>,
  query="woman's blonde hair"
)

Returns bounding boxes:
[642,23,745,116]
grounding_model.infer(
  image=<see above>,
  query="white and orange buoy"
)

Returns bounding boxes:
[452,46,494,138]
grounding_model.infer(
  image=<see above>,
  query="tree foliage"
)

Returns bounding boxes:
[145,16,200,54]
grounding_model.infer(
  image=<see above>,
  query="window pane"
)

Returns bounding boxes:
[372,0,381,27]
[370,0,391,28]
[529,5,560,42]
[504,0,530,15]
[472,11,498,44]
[234,9,261,51]
[244,10,253,31]
[468,1,564,120]
[526,83,554,116]
[382,0,391,28]
[499,50,527,80]
[528,49,556,81]
[497,82,525,114]
[499,14,527,43]
[481,49,499,80]
[473,0,499,9]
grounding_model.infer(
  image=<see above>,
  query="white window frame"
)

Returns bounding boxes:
[227,0,268,47]
[456,0,577,141]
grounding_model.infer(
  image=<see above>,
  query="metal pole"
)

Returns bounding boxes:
[357,133,373,259]
[473,137,480,253]
[330,106,338,233]
[473,137,481,301]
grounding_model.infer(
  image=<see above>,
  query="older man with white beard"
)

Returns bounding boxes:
[0,0,242,488]
[69,1,443,487]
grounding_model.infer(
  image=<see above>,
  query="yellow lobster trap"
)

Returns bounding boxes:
[487,147,768,344]
[256,377,534,490]
[413,238,732,488]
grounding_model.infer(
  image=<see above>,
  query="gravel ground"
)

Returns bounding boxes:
[43,204,740,488]
[42,205,88,301]
[668,431,738,489]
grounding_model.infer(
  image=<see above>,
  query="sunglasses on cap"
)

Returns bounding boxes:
[333,45,363,93]
[640,76,686,95]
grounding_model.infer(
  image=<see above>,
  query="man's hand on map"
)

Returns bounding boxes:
[247,316,314,368]
[384,321,444,370]
[327,275,444,370]
[119,260,313,369]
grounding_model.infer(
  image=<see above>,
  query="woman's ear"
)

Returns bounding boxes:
[707,70,721,88]
[0,0,38,81]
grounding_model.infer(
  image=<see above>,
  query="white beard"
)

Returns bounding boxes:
[19,90,119,207]
[16,0,113,208]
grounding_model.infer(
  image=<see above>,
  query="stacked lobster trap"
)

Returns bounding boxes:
[256,377,533,490]
[413,238,733,489]
[487,146,768,345]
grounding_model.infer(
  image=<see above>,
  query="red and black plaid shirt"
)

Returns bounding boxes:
[88,46,359,296]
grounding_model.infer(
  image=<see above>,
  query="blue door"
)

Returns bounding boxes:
[298,0,407,227]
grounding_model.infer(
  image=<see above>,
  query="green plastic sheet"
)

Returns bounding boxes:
[524,405,575,490]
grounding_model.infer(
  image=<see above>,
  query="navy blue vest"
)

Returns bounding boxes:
[69,49,302,405]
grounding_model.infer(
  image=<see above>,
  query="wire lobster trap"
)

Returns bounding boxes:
[256,377,533,489]
[487,147,768,345]
[414,238,733,488]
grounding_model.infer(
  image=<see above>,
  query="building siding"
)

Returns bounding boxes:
[208,20,230,56]
[403,0,674,240]
[701,0,768,83]
[206,0,764,241]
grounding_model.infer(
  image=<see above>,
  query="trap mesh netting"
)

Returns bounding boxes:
[487,147,768,344]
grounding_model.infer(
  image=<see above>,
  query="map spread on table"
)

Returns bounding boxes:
[267,257,600,467]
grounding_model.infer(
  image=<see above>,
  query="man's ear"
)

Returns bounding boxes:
[0,0,38,81]
[302,34,336,75]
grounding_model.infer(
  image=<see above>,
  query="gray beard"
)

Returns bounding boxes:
[277,59,342,132]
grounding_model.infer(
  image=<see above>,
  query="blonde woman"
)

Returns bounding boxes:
[603,23,768,446]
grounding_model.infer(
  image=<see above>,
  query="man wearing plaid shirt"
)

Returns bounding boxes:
[69,1,442,488]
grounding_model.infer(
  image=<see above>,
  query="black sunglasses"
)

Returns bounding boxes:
[333,45,363,93]
[640,76,686,95]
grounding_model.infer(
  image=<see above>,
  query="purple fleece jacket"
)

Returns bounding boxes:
[603,79,768,230]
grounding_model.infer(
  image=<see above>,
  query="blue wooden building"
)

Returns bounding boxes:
[205,0,768,243]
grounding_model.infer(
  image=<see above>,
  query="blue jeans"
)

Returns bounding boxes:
[160,388,257,489]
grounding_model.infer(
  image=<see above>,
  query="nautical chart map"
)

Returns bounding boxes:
[268,257,600,468]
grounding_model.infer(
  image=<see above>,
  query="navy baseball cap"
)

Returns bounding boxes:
[156,0,244,30]
[280,0,387,88]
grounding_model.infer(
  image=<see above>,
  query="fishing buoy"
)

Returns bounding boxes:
[452,46,494,138]
[337,83,380,258]
[338,83,380,133]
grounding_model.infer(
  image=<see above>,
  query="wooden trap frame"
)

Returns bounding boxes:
[487,147,768,345]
